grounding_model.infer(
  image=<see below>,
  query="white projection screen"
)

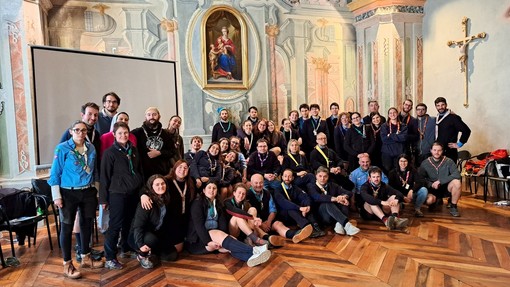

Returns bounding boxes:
[31,46,178,165]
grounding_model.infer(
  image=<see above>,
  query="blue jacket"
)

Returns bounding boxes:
[48,138,98,200]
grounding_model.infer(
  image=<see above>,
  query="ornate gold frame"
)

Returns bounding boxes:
[201,5,249,90]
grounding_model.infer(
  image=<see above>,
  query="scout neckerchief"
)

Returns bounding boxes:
[231,198,244,210]
[208,198,217,218]
[288,153,300,167]
[315,182,328,195]
[311,116,321,136]
[418,115,429,140]
[219,121,231,133]
[73,143,90,174]
[353,124,366,139]
[118,142,134,175]
[387,121,400,137]
[173,180,187,214]
[281,182,291,200]
[371,124,381,138]
[435,109,451,139]
[258,152,268,167]
[428,156,446,175]
[370,182,381,198]
[315,145,330,168]
[250,187,265,211]
[207,153,217,174]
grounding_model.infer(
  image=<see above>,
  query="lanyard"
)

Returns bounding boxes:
[173,180,187,214]
[250,188,264,210]
[219,121,231,133]
[315,145,330,168]
[398,171,410,188]
[370,183,381,198]
[281,183,291,200]
[388,121,400,137]
[311,117,321,135]
[258,152,268,167]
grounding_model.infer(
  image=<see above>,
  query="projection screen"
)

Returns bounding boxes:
[31,46,178,165]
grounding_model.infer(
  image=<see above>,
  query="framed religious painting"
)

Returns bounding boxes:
[202,6,248,90]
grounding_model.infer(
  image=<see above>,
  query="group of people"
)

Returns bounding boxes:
[47,92,471,279]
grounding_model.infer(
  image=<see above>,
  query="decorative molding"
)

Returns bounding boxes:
[265,24,280,38]
[7,21,21,43]
[417,36,423,103]
[311,57,331,73]
[354,5,424,22]
[161,18,178,33]
[92,3,110,15]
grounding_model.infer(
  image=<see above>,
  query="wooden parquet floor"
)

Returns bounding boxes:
[2,192,510,287]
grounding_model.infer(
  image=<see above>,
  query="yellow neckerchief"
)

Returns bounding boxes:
[315,181,328,195]
[315,145,329,168]
[288,153,299,166]
[281,182,291,200]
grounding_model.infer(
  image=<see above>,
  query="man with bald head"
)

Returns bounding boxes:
[131,107,175,180]
[246,174,313,244]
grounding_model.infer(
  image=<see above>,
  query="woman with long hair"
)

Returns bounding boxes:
[388,154,432,217]
[266,120,287,156]
[186,182,272,267]
[237,119,257,157]
[281,139,315,189]
[381,107,408,173]
[369,112,384,169]
[344,112,375,172]
[190,142,222,189]
[218,137,230,156]
[129,175,177,269]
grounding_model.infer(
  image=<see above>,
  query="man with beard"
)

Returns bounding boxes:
[398,99,419,162]
[415,103,436,165]
[434,97,471,162]
[419,142,462,217]
[131,107,175,181]
[95,92,120,135]
[212,107,237,142]
[167,115,184,167]
[60,102,101,155]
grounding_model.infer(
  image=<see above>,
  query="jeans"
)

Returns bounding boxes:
[413,187,428,210]
[317,203,349,226]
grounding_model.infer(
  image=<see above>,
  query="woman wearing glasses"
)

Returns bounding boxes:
[48,120,104,279]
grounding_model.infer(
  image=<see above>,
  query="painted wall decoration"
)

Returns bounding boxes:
[202,6,248,90]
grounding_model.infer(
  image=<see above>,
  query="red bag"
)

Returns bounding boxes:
[488,149,508,160]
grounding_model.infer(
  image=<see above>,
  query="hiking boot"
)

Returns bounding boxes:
[105,259,123,270]
[137,254,154,269]
[292,224,313,243]
[80,253,104,269]
[394,217,409,229]
[384,216,396,230]
[449,206,460,217]
[415,209,424,217]
[344,222,360,236]
[334,222,345,235]
[247,249,271,267]
[63,260,81,279]
[268,235,286,247]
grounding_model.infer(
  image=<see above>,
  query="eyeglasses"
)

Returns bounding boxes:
[352,116,360,120]
[105,100,118,104]
[72,128,88,134]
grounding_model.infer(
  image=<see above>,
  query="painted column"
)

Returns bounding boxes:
[265,24,279,122]
[161,18,178,61]
[312,57,331,118]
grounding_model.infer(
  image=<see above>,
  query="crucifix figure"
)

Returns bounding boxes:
[447,17,486,107]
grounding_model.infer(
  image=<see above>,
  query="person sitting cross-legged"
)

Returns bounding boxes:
[359,167,409,231]
[274,169,326,238]
[224,183,286,248]
[306,167,360,236]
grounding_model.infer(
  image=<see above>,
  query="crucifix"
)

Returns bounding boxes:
[447,17,486,107]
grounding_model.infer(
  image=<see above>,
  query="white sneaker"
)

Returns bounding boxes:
[334,222,345,235]
[252,244,268,254]
[247,249,271,267]
[344,222,360,236]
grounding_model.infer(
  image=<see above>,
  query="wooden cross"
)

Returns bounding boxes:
[447,17,486,107]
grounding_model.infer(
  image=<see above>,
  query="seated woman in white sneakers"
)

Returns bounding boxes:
[186,181,272,267]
